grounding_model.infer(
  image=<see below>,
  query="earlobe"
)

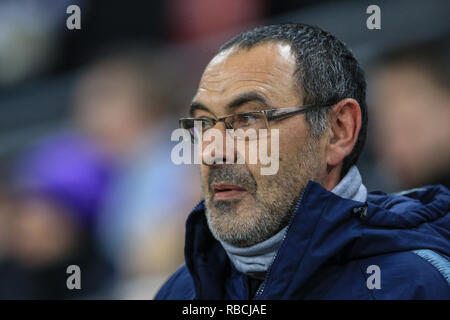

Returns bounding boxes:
[326,98,361,167]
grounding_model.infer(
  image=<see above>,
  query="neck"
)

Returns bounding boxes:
[322,164,344,191]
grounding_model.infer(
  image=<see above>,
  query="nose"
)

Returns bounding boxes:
[201,121,236,165]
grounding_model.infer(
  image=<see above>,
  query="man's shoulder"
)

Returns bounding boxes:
[366,184,449,210]
[154,264,195,300]
[347,250,450,299]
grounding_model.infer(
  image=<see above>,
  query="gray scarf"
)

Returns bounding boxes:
[220,165,367,279]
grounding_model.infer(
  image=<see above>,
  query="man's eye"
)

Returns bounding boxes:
[238,115,257,126]
[199,118,214,129]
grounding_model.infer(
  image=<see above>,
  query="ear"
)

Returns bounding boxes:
[325,98,362,167]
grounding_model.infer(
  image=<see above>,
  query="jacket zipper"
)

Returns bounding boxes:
[254,188,307,299]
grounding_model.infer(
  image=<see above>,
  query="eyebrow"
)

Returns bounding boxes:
[189,91,269,117]
[189,102,211,117]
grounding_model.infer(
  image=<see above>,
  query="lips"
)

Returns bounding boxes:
[212,183,247,200]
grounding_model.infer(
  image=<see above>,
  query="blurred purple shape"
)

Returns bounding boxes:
[12,130,113,228]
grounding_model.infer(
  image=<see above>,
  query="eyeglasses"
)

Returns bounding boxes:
[179,103,332,142]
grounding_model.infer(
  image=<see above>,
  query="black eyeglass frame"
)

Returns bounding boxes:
[179,103,333,133]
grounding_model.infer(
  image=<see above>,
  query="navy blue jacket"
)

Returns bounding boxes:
[155,181,450,299]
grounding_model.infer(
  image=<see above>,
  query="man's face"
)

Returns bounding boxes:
[192,42,326,247]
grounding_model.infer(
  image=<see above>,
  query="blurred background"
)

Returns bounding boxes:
[0,0,448,299]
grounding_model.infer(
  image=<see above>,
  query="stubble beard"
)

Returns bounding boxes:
[204,135,321,247]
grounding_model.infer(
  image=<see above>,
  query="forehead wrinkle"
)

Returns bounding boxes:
[198,72,295,107]
[201,80,275,102]
[201,73,232,84]
[228,83,273,100]
[200,70,289,95]
[198,69,234,94]
[198,79,227,94]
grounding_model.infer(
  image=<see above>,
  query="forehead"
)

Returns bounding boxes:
[193,42,300,115]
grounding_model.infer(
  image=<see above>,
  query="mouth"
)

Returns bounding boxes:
[211,183,247,201]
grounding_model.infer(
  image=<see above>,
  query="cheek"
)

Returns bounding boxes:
[200,165,210,191]
[277,118,310,159]
[245,162,263,184]
[247,127,306,186]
